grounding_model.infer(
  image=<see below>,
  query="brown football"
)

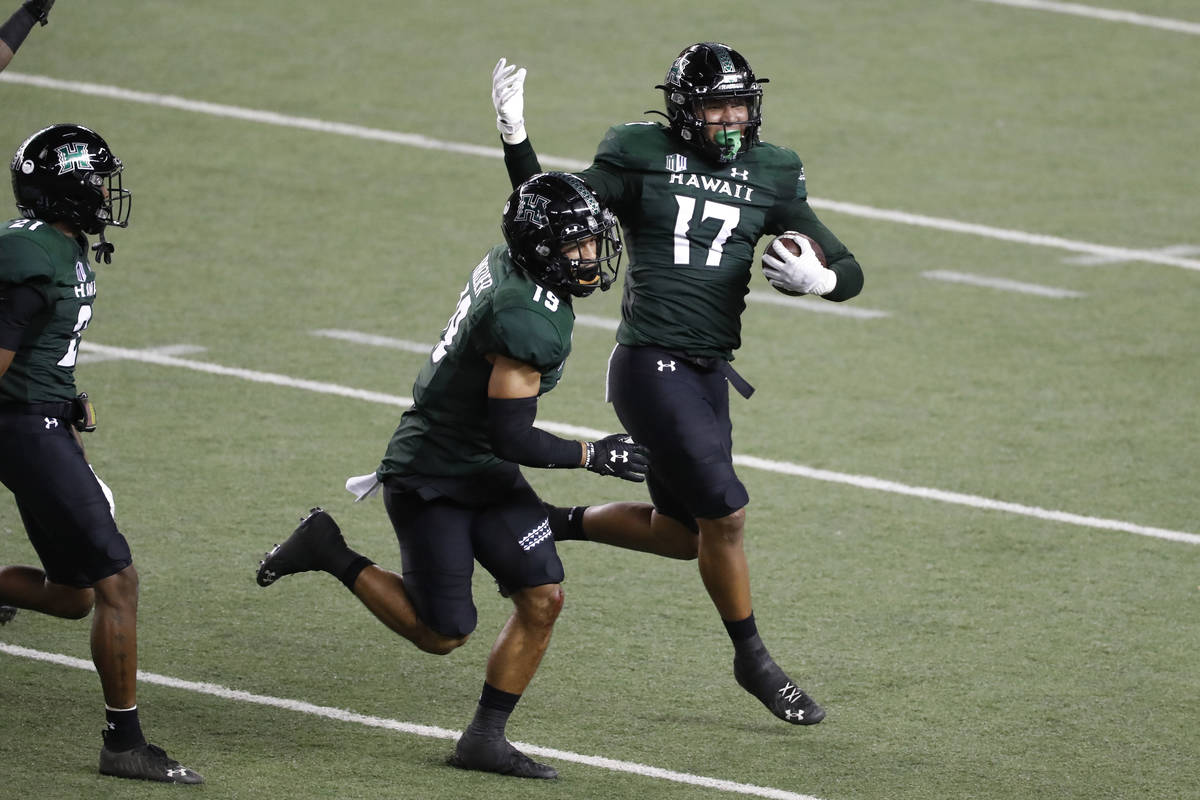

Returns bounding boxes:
[769,232,826,266]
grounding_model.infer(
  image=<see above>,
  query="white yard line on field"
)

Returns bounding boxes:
[922,270,1085,298]
[3,71,1199,273]
[0,643,823,800]
[311,329,432,354]
[77,343,206,364]
[78,341,1200,546]
[972,0,1200,35]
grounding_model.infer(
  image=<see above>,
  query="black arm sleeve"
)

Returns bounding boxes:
[502,138,543,189]
[487,396,582,469]
[0,282,49,350]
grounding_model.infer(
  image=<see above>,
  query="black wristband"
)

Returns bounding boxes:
[0,6,35,51]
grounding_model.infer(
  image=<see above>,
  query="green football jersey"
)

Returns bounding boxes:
[504,123,862,360]
[0,218,95,404]
[379,245,575,478]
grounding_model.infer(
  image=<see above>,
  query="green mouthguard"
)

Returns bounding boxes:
[714,129,742,150]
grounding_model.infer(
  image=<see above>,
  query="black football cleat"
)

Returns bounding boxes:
[0,605,17,625]
[256,507,347,587]
[99,736,204,784]
[448,733,558,780]
[734,652,826,725]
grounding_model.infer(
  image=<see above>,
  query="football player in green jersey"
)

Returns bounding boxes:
[0,0,54,71]
[256,173,651,779]
[490,43,867,727]
[0,124,202,783]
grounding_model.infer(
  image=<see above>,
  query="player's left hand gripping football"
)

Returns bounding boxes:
[762,233,837,296]
[492,57,527,144]
[585,433,650,482]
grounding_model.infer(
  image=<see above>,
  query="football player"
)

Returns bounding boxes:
[256,173,650,779]
[490,43,867,726]
[0,0,54,71]
[0,124,202,783]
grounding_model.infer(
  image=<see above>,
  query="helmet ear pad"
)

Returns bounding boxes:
[501,172,623,298]
[10,123,131,234]
[656,42,767,164]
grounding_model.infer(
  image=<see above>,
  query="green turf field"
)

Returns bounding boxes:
[2,1,1198,798]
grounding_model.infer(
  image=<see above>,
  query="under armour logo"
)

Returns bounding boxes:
[44,417,59,429]
[166,767,191,778]
[730,167,749,180]
[610,450,629,463]
[784,708,805,721]
[656,360,676,372]
[778,681,804,703]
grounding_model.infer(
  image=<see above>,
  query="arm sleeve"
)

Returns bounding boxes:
[503,138,543,189]
[0,282,50,350]
[487,396,582,468]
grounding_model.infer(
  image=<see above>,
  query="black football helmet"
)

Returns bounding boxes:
[655,42,767,164]
[501,172,622,298]
[10,123,131,235]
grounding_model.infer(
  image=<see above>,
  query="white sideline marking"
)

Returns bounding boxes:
[922,270,1084,298]
[1063,244,1200,266]
[77,341,1200,546]
[3,71,1199,273]
[574,313,620,331]
[746,290,890,318]
[809,198,1200,273]
[972,0,1200,35]
[0,643,823,800]
[312,329,431,354]
[77,344,206,365]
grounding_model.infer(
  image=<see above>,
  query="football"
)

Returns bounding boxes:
[762,232,827,296]
[767,231,825,266]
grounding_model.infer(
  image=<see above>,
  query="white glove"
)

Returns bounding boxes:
[761,233,837,296]
[492,58,527,144]
[345,472,382,502]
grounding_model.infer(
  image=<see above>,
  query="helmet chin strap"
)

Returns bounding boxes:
[91,230,116,264]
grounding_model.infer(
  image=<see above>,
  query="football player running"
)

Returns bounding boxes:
[256,173,650,780]
[490,43,866,727]
[0,124,202,783]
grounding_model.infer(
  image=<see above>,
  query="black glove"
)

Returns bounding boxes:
[585,433,650,483]
[23,0,54,25]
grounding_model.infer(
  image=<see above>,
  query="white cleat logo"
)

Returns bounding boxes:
[166,767,191,778]
[785,709,805,721]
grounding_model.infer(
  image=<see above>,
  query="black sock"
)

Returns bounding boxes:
[545,505,588,541]
[724,614,768,660]
[337,554,374,590]
[103,706,145,751]
[466,683,521,739]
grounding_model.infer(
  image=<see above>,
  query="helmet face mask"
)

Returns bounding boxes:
[657,42,767,164]
[502,173,622,298]
[10,124,131,235]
